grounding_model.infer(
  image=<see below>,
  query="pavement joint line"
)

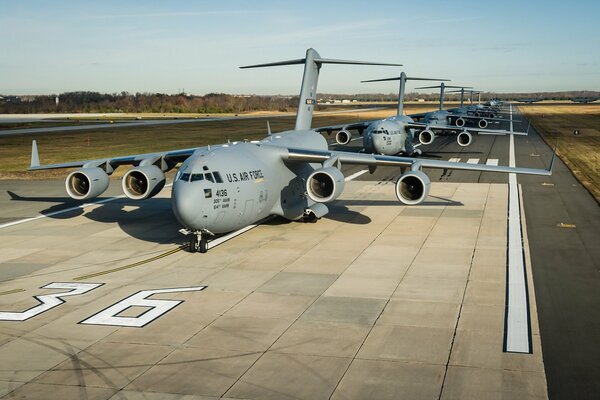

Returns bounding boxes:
[0,183,173,230]
[0,288,25,296]
[504,106,533,354]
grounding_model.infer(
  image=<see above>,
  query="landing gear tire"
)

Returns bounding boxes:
[189,235,199,253]
[199,237,208,253]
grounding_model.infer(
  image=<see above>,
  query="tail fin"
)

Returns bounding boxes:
[415,84,472,111]
[30,140,40,169]
[241,48,402,131]
[362,72,449,116]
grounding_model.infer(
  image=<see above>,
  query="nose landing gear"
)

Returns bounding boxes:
[180,229,213,253]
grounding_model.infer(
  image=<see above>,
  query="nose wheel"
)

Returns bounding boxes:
[190,233,209,253]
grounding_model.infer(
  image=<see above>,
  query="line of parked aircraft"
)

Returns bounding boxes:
[28,48,554,252]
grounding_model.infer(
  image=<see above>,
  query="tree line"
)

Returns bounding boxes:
[1,90,598,114]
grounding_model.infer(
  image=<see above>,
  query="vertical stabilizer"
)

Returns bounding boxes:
[30,140,40,168]
[361,74,449,116]
[241,48,401,131]
[415,84,473,111]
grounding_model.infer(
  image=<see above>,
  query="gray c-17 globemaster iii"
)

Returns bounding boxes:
[28,48,555,253]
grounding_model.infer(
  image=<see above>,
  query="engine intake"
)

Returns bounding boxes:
[122,165,166,200]
[65,167,109,200]
[395,170,431,205]
[455,117,466,127]
[457,131,473,147]
[418,129,435,145]
[335,129,352,145]
[478,119,488,129]
[306,167,345,203]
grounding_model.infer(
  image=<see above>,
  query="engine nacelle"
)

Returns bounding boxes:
[455,117,466,127]
[65,167,109,200]
[488,113,495,119]
[478,119,488,129]
[457,131,473,147]
[122,165,166,200]
[306,166,345,203]
[395,170,431,205]
[418,129,435,145]
[335,129,352,145]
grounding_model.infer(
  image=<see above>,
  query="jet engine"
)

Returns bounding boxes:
[122,165,166,200]
[488,113,495,119]
[335,129,352,145]
[305,167,345,203]
[478,119,488,129]
[418,129,435,145]
[395,170,431,205]
[65,167,110,200]
[455,117,466,127]
[457,131,473,147]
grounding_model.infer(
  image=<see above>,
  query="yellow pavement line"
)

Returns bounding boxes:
[74,245,187,281]
[0,288,25,296]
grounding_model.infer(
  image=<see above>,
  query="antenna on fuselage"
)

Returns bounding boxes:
[240,48,402,131]
[361,72,449,116]
[415,84,473,111]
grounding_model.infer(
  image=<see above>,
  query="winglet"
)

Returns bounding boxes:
[267,121,272,136]
[30,140,40,169]
[548,143,557,173]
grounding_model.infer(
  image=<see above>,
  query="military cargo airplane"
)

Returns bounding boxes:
[28,48,554,253]
[571,97,599,104]
[317,74,524,154]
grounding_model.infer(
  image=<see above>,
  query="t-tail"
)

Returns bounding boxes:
[361,72,449,116]
[240,48,402,131]
[415,84,473,111]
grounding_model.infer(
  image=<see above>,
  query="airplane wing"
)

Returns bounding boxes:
[313,120,374,134]
[28,140,202,171]
[404,122,528,136]
[283,146,553,176]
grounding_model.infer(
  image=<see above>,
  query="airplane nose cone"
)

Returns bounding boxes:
[172,181,205,230]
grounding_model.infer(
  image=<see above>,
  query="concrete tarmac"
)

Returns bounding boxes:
[0,107,597,399]
[0,178,546,400]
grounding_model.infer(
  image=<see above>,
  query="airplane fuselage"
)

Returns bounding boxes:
[362,116,416,156]
[172,130,327,234]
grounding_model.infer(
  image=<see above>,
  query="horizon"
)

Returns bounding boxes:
[1,0,599,96]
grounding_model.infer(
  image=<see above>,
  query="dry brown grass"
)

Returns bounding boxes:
[519,103,600,202]
[0,105,438,180]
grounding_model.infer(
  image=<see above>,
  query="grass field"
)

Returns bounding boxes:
[0,105,440,179]
[519,103,600,202]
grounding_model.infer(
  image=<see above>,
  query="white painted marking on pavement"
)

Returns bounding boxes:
[448,158,461,163]
[80,287,206,327]
[505,104,532,353]
[486,159,499,166]
[466,158,480,164]
[345,169,369,182]
[0,184,173,230]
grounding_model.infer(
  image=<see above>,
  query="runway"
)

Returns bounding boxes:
[0,107,598,399]
[0,107,386,137]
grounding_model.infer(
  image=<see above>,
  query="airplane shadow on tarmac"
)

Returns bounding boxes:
[7,191,383,245]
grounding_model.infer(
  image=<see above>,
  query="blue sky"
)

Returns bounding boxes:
[1,0,599,95]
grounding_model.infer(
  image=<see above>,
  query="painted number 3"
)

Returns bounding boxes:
[0,283,206,327]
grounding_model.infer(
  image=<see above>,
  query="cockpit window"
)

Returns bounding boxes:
[191,173,204,182]
[205,173,214,183]
[213,172,223,183]
[180,173,191,181]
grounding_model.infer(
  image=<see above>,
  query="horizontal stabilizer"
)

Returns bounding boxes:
[415,85,473,90]
[361,76,449,83]
[241,56,402,69]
